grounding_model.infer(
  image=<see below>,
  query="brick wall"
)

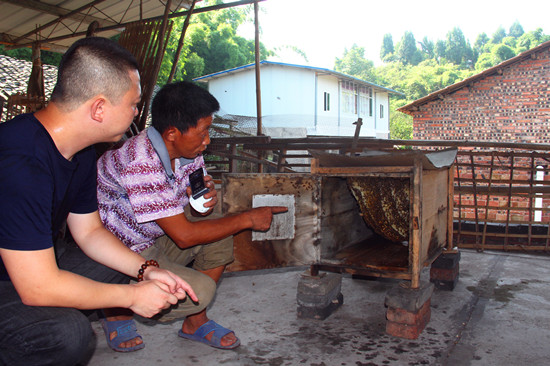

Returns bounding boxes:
[412,48,550,143]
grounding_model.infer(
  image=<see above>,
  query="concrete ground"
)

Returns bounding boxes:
[86,249,550,366]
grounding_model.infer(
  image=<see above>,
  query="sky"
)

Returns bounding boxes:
[237,0,548,69]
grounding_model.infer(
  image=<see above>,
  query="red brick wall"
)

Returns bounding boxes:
[412,48,550,142]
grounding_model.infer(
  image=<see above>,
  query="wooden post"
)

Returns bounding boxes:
[167,0,197,83]
[138,0,172,130]
[230,144,238,173]
[253,0,263,172]
[447,165,455,251]
[411,158,422,289]
[351,118,363,152]
[481,152,495,251]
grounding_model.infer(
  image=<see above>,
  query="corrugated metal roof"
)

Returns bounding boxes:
[398,40,550,115]
[193,60,404,96]
[0,0,194,52]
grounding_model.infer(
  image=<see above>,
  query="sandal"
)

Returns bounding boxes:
[178,320,240,349]
[99,318,145,352]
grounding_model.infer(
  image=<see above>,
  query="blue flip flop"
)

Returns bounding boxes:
[99,318,145,352]
[178,320,241,349]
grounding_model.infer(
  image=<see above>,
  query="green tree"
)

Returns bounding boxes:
[158,1,273,84]
[509,21,524,38]
[334,44,376,82]
[390,99,413,140]
[445,27,473,66]
[397,31,422,65]
[493,44,516,63]
[419,36,435,60]
[434,40,447,62]
[380,33,395,62]
[492,26,507,43]
[474,33,490,54]
[0,45,31,61]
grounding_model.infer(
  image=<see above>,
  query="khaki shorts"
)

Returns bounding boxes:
[139,211,234,322]
[152,234,234,272]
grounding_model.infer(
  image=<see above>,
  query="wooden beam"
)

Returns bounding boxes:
[11,0,114,43]
[12,0,265,49]
[1,0,113,26]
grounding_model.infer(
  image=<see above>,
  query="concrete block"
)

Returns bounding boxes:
[431,252,460,291]
[431,251,461,269]
[297,272,342,308]
[430,264,459,282]
[384,281,434,313]
[297,293,343,320]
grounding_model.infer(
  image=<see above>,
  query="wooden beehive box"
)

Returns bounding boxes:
[222,149,457,288]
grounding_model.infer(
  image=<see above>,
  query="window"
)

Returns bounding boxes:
[369,88,373,117]
[324,92,330,111]
[342,81,356,114]
[358,86,373,117]
[380,104,384,118]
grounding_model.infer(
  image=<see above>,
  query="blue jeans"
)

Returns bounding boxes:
[0,238,129,366]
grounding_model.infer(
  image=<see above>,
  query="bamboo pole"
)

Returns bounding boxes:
[167,0,197,83]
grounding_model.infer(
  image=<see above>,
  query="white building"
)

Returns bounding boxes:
[194,61,402,138]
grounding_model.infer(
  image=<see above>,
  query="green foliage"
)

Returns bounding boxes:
[0,45,32,61]
[335,44,376,82]
[0,45,62,66]
[509,21,524,38]
[442,27,476,67]
[419,37,435,60]
[396,31,422,65]
[157,0,273,85]
[389,99,413,140]
[492,26,507,43]
[371,23,548,139]
[380,33,395,62]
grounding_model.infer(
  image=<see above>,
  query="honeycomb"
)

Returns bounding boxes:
[347,177,410,242]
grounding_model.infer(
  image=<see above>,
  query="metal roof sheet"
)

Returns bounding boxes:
[194,60,404,96]
[0,0,194,52]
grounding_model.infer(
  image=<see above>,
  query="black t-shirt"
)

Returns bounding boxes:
[0,114,98,281]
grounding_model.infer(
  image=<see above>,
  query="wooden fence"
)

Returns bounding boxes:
[206,137,550,252]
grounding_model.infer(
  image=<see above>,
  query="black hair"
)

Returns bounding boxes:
[50,37,139,110]
[151,81,220,134]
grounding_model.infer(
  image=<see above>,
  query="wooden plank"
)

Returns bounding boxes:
[458,243,550,251]
[411,159,422,289]
[312,166,413,175]
[447,166,455,250]
[324,237,409,272]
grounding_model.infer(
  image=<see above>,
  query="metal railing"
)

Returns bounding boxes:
[206,136,550,252]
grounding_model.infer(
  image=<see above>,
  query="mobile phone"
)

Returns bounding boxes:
[189,168,209,199]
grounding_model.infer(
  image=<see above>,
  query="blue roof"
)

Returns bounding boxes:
[193,60,403,96]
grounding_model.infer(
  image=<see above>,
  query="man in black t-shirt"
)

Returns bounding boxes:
[0,37,204,365]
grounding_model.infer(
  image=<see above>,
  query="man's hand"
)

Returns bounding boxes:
[128,280,181,318]
[246,206,288,231]
[144,267,198,302]
[186,174,217,215]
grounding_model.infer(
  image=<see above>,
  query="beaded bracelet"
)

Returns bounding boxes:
[137,259,159,282]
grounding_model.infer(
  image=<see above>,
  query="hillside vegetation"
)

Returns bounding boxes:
[1,1,547,140]
[333,23,549,139]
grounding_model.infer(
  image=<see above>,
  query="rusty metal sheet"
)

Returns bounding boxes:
[310,148,457,170]
[223,174,321,271]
